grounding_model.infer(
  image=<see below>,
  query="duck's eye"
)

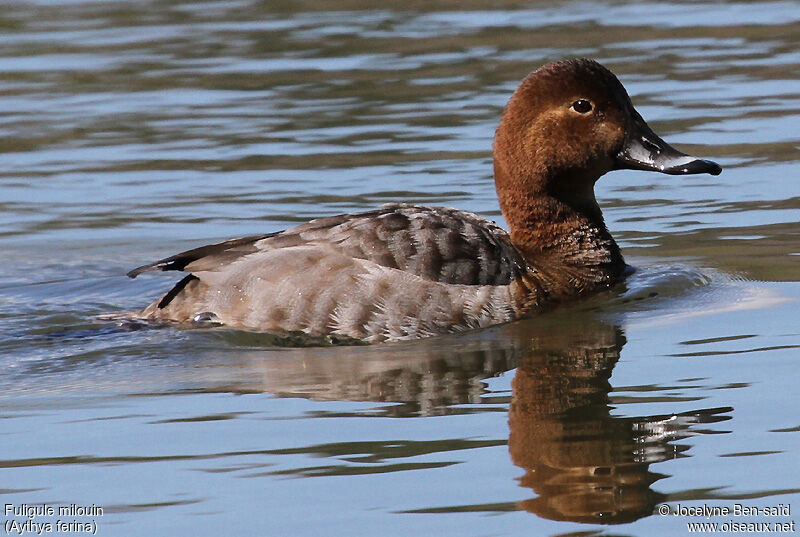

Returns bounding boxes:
[570,99,593,114]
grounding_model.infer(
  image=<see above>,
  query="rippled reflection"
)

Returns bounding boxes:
[187,311,732,523]
[508,317,731,523]
[195,326,523,417]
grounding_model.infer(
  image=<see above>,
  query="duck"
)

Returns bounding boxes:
[123,58,721,343]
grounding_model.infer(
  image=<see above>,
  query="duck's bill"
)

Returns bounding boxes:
[615,111,722,176]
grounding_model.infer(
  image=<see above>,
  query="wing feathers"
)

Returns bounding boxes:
[127,204,527,286]
[127,233,277,278]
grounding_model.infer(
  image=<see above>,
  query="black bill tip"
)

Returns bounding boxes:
[661,158,722,176]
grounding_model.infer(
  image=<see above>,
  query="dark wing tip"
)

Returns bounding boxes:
[125,232,278,279]
[127,263,162,279]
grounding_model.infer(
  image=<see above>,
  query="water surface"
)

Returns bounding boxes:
[1,1,799,535]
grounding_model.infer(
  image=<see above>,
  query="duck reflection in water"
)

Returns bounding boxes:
[507,317,730,523]
[202,312,731,524]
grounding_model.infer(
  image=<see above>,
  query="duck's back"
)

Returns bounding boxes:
[129,203,531,342]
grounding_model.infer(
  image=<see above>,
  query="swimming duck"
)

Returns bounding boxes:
[124,59,721,343]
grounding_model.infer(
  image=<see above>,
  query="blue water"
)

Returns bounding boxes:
[1,1,799,535]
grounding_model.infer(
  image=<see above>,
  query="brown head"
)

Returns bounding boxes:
[493,59,721,247]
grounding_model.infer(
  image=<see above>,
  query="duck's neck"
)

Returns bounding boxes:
[494,161,626,298]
